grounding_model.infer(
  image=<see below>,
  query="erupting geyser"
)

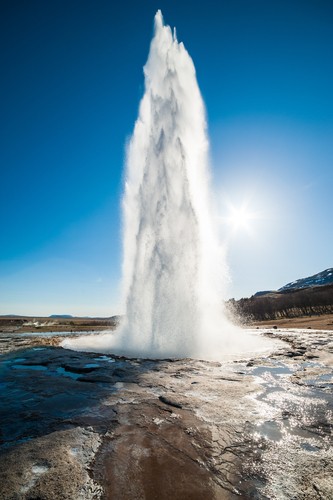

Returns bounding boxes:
[119,10,241,359]
[120,10,235,358]
[63,11,273,359]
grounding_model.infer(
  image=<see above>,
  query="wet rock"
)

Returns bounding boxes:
[1,328,333,498]
[60,363,100,374]
[0,427,103,500]
[158,396,183,409]
[112,368,127,378]
[76,374,116,384]
[92,402,222,500]
[285,349,305,357]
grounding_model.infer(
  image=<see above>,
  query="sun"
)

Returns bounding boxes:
[224,202,259,232]
[228,206,252,229]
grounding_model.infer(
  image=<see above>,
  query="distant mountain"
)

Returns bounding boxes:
[251,268,333,299]
[253,290,274,297]
[0,314,23,318]
[49,314,73,319]
[278,268,333,292]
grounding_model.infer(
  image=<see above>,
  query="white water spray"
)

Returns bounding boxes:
[119,10,235,358]
[63,11,274,359]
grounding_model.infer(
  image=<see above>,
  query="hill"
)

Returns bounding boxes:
[49,315,73,319]
[229,268,333,322]
[278,268,333,292]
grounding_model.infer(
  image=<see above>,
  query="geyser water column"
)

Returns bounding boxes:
[120,10,234,358]
[63,11,275,359]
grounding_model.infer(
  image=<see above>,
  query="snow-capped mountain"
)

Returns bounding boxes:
[278,268,333,292]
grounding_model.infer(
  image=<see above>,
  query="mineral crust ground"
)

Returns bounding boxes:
[0,327,332,499]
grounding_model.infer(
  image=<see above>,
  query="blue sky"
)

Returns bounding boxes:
[1,0,332,316]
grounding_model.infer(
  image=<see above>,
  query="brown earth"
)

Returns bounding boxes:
[0,316,119,334]
[3,313,333,335]
[251,313,333,331]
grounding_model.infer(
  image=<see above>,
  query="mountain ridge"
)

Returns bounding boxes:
[278,268,333,292]
[253,268,333,298]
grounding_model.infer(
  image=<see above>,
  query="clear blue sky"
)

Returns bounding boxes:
[1,0,332,316]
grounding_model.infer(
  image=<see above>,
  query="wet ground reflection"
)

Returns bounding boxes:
[0,328,332,498]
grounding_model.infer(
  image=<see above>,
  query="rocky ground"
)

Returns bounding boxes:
[0,328,332,499]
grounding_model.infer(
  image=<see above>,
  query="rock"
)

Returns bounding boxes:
[0,427,103,500]
[159,396,183,409]
[286,351,303,357]
[60,363,100,374]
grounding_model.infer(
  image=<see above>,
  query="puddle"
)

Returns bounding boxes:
[300,442,321,452]
[300,361,322,369]
[20,331,95,337]
[250,352,333,462]
[251,364,293,378]
[256,420,283,441]
[94,356,115,363]
[55,367,81,380]
[84,363,100,369]
[11,364,48,371]
[303,373,333,386]
[255,416,327,448]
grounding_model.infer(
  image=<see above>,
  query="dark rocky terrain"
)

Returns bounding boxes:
[0,327,332,499]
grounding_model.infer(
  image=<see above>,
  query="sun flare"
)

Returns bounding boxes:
[223,201,260,233]
[228,206,252,229]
